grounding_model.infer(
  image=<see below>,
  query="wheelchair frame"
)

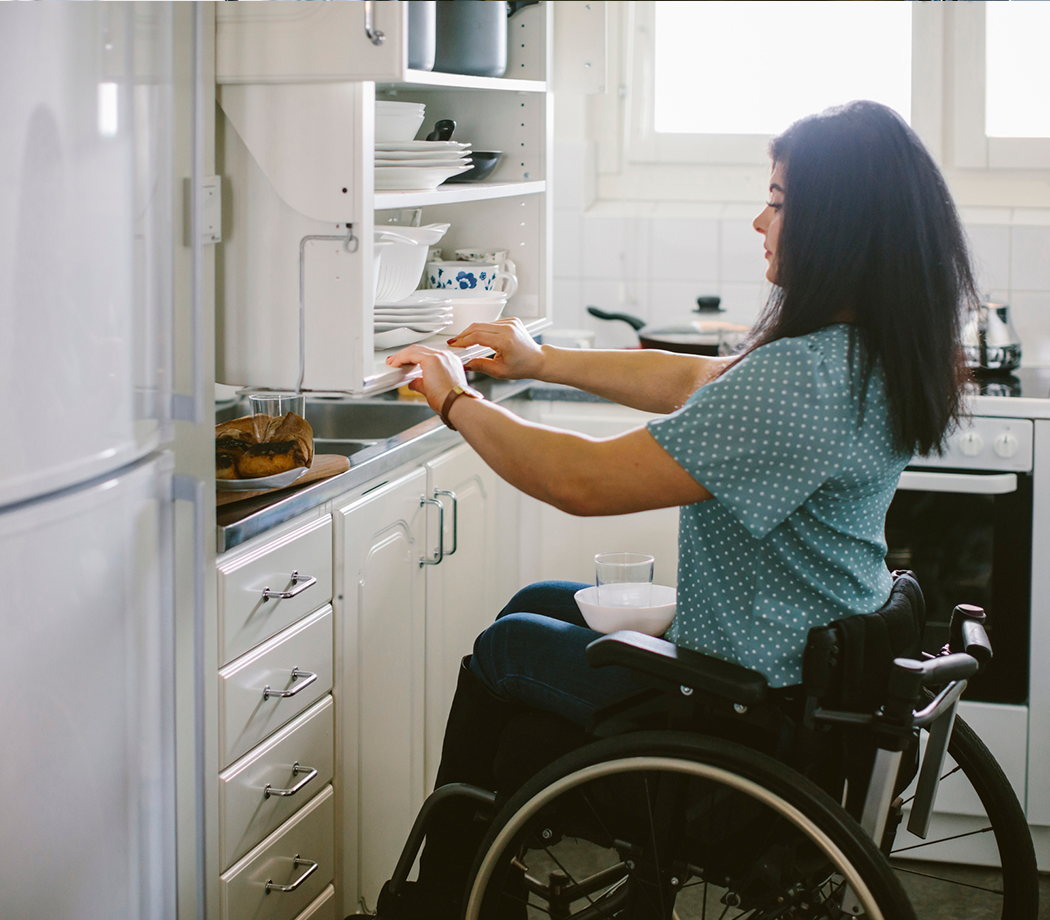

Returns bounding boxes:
[382,600,1035,919]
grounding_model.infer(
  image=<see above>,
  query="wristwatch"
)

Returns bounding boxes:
[440,385,484,431]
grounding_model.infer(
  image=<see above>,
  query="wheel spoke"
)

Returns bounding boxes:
[890,863,1003,896]
[890,824,994,854]
[899,764,963,808]
[540,844,597,909]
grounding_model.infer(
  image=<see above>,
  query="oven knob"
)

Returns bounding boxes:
[994,432,1019,459]
[958,430,985,456]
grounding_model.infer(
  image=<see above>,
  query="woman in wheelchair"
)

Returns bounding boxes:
[378,102,1035,919]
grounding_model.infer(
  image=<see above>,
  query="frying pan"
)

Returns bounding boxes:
[587,297,749,356]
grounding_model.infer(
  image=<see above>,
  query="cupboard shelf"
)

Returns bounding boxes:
[363,317,550,396]
[374,180,546,210]
[384,71,546,94]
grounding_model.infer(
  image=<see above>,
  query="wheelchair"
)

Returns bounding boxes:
[382,574,1038,919]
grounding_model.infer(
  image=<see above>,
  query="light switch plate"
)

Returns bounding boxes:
[183,175,222,245]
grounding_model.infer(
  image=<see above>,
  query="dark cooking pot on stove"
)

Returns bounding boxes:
[587,297,750,356]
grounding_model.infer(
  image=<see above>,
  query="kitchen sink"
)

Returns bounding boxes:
[305,399,439,457]
[215,397,440,459]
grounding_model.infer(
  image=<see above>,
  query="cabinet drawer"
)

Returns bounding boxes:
[219,515,333,666]
[220,606,333,767]
[220,696,334,868]
[294,885,335,920]
[221,784,334,920]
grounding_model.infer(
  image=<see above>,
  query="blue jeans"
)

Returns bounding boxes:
[468,581,644,727]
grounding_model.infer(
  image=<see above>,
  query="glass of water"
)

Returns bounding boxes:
[595,553,654,608]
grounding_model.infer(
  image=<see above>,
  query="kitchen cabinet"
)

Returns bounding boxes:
[336,466,429,913]
[214,2,556,396]
[516,398,681,587]
[423,443,504,793]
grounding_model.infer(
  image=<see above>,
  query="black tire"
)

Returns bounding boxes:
[464,731,917,920]
[888,713,1039,919]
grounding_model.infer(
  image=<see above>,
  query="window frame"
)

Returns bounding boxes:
[624,0,1047,171]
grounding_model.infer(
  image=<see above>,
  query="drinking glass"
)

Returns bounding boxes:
[248,392,305,439]
[595,552,654,607]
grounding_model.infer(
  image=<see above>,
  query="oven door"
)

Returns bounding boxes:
[886,469,1032,704]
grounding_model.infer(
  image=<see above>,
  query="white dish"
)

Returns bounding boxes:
[374,327,448,350]
[375,102,426,143]
[217,465,309,493]
[574,585,677,636]
[375,158,472,168]
[444,296,508,335]
[375,140,471,152]
[374,321,449,332]
[373,225,450,303]
[374,314,453,325]
[375,165,473,191]
[376,291,453,309]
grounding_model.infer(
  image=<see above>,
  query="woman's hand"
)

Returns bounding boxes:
[446,318,547,380]
[385,345,470,413]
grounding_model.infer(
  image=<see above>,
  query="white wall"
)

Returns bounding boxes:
[550,2,1050,362]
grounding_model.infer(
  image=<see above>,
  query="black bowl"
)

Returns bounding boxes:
[443,151,503,184]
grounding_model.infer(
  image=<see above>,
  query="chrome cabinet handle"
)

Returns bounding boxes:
[434,490,458,556]
[265,855,318,893]
[264,762,318,799]
[263,667,317,702]
[363,0,385,45]
[261,571,317,602]
[420,496,444,566]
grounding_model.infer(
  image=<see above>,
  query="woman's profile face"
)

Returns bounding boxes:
[753,161,786,285]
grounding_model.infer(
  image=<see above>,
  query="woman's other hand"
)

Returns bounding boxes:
[447,318,547,380]
[385,345,469,413]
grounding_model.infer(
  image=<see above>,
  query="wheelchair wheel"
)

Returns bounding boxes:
[888,713,1039,919]
[465,731,916,920]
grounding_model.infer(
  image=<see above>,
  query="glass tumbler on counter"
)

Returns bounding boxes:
[595,552,654,608]
[248,392,305,438]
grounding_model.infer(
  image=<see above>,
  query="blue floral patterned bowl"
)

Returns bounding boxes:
[426,261,518,297]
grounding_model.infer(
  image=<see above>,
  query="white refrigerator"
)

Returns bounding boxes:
[0,6,201,919]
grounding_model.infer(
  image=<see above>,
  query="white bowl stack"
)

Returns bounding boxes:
[374,291,454,350]
[375,140,474,190]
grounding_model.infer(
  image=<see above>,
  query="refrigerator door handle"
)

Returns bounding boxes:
[173,471,207,920]
[173,3,205,425]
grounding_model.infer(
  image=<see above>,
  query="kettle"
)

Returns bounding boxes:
[962,301,1022,372]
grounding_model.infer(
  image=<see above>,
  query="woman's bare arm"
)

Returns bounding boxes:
[448,319,734,414]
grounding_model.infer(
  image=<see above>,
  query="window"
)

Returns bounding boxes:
[653,2,912,136]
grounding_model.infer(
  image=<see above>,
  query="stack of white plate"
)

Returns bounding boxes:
[374,291,454,350]
[375,141,474,190]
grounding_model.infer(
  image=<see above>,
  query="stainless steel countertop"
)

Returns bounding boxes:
[216,379,535,554]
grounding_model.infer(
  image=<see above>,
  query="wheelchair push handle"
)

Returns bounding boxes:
[950,604,993,665]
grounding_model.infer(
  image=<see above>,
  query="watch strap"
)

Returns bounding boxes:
[440,385,483,431]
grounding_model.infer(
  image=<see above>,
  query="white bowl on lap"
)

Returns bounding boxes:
[574,585,677,636]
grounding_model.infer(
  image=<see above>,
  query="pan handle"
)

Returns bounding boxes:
[586,306,646,332]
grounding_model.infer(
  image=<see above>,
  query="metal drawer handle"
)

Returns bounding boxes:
[264,762,318,799]
[434,490,458,556]
[263,667,317,702]
[265,855,318,894]
[363,0,385,45]
[261,571,317,602]
[420,496,444,567]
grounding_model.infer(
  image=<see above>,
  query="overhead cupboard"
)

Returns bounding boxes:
[214,1,604,397]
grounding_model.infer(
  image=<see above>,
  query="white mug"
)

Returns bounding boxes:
[426,260,518,297]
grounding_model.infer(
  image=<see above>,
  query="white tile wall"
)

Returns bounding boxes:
[551,143,1050,365]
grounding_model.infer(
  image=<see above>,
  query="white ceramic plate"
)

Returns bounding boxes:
[375,165,473,190]
[375,141,470,153]
[374,310,453,320]
[375,316,453,327]
[376,292,453,308]
[374,322,450,333]
[574,585,677,636]
[375,158,472,168]
[374,326,449,350]
[217,465,309,492]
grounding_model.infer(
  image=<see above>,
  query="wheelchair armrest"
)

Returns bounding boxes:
[586,631,768,706]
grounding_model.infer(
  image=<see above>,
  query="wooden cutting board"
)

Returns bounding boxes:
[216,454,351,506]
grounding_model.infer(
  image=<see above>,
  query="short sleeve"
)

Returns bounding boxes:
[647,337,854,540]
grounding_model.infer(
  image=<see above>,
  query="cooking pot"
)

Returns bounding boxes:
[962,301,1022,372]
[587,297,749,356]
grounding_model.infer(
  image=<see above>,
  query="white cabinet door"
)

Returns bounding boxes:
[518,401,680,588]
[336,468,428,913]
[423,443,503,793]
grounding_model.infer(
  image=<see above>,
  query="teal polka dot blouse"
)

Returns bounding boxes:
[647,324,911,687]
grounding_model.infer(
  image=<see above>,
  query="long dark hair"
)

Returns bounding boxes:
[747,101,975,457]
